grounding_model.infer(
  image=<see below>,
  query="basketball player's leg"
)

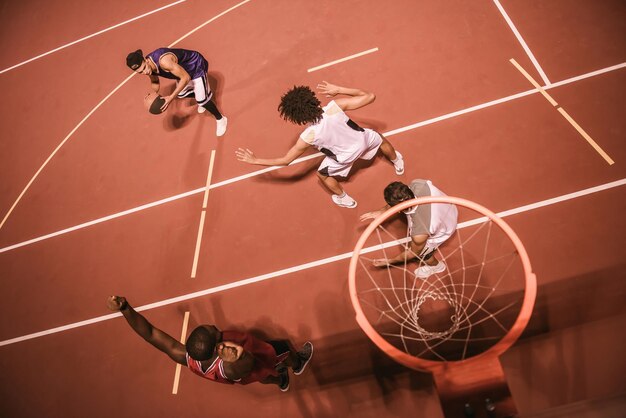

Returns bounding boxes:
[363,131,404,174]
[268,340,313,376]
[317,162,357,208]
[192,75,227,136]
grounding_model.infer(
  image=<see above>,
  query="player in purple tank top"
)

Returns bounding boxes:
[126,48,228,136]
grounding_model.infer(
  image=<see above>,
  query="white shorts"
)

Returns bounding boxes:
[318,129,383,177]
[177,74,213,105]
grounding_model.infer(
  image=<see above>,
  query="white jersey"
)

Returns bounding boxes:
[405,180,458,248]
[299,101,372,164]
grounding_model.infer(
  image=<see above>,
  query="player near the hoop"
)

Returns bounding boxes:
[360,179,458,278]
[235,81,404,208]
[126,48,228,136]
[106,296,313,391]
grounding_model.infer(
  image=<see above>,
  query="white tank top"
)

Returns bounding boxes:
[299,101,369,164]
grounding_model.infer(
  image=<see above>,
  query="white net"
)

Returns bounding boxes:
[353,199,529,363]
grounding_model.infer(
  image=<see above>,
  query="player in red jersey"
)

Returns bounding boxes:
[107,296,313,391]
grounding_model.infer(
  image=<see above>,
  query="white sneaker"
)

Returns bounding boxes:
[393,151,404,175]
[216,116,228,136]
[197,105,206,113]
[414,261,446,279]
[331,193,357,208]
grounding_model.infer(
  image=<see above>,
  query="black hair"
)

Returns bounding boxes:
[278,86,323,125]
[384,182,415,206]
[185,326,218,361]
[126,49,144,70]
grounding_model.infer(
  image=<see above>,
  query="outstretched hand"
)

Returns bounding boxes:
[372,259,391,268]
[317,81,340,97]
[359,210,384,222]
[107,295,127,311]
[235,148,257,164]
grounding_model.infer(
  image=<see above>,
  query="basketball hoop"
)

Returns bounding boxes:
[349,196,536,416]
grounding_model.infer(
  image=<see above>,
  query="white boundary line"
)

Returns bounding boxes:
[1,178,624,347]
[1,61,624,253]
[492,0,551,86]
[0,0,187,75]
[0,0,253,232]
[307,47,379,73]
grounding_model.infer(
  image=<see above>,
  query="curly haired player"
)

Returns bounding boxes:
[236,81,404,208]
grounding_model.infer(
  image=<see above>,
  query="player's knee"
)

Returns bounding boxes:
[317,167,329,178]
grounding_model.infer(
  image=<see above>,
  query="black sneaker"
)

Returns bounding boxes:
[293,341,313,375]
[278,369,289,392]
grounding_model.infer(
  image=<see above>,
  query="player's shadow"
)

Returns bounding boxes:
[160,71,225,131]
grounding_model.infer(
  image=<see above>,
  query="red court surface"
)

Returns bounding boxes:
[0,1,625,417]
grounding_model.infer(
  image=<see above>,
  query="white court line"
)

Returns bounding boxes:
[1,178,624,347]
[0,0,186,75]
[171,311,190,394]
[0,0,253,232]
[307,48,379,73]
[492,0,551,86]
[191,150,217,278]
[1,61,624,253]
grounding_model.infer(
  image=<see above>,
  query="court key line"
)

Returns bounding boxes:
[307,48,379,73]
[190,150,217,278]
[0,178,624,348]
[1,61,623,254]
[492,0,551,86]
[0,0,187,75]
[510,58,614,165]
[0,0,253,232]
[171,311,190,394]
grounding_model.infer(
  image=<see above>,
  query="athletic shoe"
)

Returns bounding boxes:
[278,369,290,392]
[293,342,313,376]
[414,260,446,279]
[216,116,228,136]
[393,151,404,175]
[332,193,357,208]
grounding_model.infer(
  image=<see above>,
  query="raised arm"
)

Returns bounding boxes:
[236,138,310,167]
[107,296,187,365]
[317,81,375,111]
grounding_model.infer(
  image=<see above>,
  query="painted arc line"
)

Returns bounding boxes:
[171,311,190,394]
[1,61,624,253]
[307,48,379,73]
[0,72,137,231]
[0,0,254,232]
[510,58,558,106]
[1,177,624,347]
[492,0,551,86]
[0,0,187,75]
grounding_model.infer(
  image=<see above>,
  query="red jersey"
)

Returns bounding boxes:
[186,330,288,385]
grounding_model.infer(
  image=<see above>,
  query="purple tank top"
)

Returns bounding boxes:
[146,48,208,80]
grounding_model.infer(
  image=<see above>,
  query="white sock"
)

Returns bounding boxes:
[391,152,401,163]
